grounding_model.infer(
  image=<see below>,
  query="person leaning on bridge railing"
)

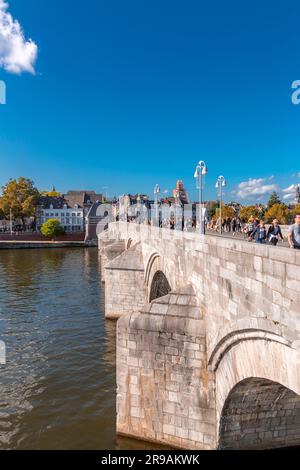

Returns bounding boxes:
[288,214,300,249]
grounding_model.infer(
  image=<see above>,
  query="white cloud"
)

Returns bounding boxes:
[0,0,38,74]
[236,178,278,200]
[283,184,297,193]
[282,183,300,201]
[283,193,294,200]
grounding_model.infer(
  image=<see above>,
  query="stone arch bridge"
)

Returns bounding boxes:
[100,222,300,450]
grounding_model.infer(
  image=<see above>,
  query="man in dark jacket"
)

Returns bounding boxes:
[267,219,284,246]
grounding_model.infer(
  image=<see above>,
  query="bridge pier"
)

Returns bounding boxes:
[116,285,216,449]
[99,240,125,283]
[104,243,147,319]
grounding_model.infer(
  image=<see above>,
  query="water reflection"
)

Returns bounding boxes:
[0,248,115,449]
[0,247,164,450]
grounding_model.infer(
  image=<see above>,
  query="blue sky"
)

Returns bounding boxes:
[0,0,300,202]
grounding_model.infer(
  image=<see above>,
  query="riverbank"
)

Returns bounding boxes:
[0,240,89,250]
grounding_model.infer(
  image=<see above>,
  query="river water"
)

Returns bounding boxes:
[0,247,160,450]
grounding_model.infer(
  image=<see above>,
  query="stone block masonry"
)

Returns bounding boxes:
[220,378,300,449]
[103,222,300,449]
[99,240,125,283]
[105,243,147,319]
[117,285,217,449]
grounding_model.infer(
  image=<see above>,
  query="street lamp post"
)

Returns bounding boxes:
[154,184,160,226]
[194,161,208,234]
[10,208,13,236]
[136,195,141,224]
[215,175,226,234]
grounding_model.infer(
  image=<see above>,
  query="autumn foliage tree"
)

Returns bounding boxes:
[265,203,290,224]
[215,205,235,219]
[0,177,40,226]
[292,204,300,217]
[239,205,262,222]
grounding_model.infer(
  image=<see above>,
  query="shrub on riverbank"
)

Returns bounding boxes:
[41,219,65,240]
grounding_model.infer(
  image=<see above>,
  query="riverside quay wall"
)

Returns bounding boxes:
[100,222,300,450]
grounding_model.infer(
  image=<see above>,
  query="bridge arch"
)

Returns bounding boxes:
[219,377,300,449]
[145,252,160,286]
[215,338,300,449]
[145,253,172,302]
[149,270,171,302]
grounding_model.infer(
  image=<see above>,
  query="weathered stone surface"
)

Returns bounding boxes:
[117,285,215,450]
[103,222,300,450]
[104,243,147,319]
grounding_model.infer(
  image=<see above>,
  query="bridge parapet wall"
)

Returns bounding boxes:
[107,222,300,360]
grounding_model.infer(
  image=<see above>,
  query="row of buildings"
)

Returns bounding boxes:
[36,189,104,233]
[0,181,190,238]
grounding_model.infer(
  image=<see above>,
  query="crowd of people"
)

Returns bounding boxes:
[207,214,300,249]
[126,209,300,250]
[207,216,243,235]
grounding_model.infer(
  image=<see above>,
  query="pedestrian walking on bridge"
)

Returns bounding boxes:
[267,219,284,246]
[288,214,300,249]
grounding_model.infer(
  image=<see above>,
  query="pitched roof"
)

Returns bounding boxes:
[37,196,66,209]
[64,191,103,208]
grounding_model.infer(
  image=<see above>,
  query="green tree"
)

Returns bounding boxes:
[239,205,261,222]
[41,219,65,239]
[267,191,281,208]
[265,203,290,224]
[295,185,300,204]
[0,177,39,226]
[206,200,219,219]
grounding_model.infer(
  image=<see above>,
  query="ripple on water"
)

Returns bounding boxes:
[0,247,168,450]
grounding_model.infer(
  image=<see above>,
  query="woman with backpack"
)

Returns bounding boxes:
[250,220,268,244]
